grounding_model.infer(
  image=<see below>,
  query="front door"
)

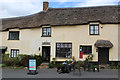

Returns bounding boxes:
[42,46,50,62]
[98,48,109,64]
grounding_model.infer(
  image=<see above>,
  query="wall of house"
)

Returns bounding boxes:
[52,23,118,62]
[118,24,120,61]
[0,31,2,47]
[0,23,118,62]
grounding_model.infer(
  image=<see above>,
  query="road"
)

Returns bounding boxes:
[2,68,118,78]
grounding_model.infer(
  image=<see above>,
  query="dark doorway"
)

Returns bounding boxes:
[0,49,6,54]
[42,46,50,62]
[0,49,6,64]
[98,48,109,64]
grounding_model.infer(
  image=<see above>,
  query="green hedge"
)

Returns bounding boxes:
[2,54,43,67]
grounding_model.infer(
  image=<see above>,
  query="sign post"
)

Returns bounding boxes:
[27,58,38,75]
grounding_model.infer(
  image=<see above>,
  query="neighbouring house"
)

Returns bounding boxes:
[0,1,120,64]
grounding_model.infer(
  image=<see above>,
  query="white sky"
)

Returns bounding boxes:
[0,0,119,18]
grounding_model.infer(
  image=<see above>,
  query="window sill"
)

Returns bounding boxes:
[41,36,51,37]
[56,57,72,59]
[83,54,92,55]
[89,34,100,35]
[8,39,19,40]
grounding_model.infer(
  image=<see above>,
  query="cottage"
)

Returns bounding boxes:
[0,1,120,64]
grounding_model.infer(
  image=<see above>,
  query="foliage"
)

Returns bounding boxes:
[109,62,120,69]
[48,63,54,68]
[89,64,94,69]
[77,60,84,67]
[48,62,62,68]
[88,54,94,61]
[2,54,43,67]
[2,64,6,67]
[52,58,56,65]
[117,62,120,68]
[68,59,72,64]
[110,62,115,66]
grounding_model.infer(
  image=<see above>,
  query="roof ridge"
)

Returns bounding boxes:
[48,5,118,10]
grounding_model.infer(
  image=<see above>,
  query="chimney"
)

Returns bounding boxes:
[43,1,49,11]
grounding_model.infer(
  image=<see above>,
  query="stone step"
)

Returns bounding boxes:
[99,64,110,69]
[39,63,49,69]
[40,63,49,66]
[39,66,48,69]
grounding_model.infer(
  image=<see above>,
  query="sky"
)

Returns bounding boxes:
[0,0,119,18]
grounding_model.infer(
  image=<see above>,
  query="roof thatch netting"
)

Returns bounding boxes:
[94,40,113,48]
[1,6,119,31]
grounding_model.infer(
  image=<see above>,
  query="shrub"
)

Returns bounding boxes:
[34,55,43,66]
[110,62,115,66]
[9,57,20,66]
[48,63,54,68]
[88,54,94,61]
[19,55,29,67]
[117,62,120,69]
[2,64,6,67]
[2,54,43,67]
[52,58,56,65]
[2,54,21,67]
[2,54,9,64]
[77,60,84,67]
[68,59,72,64]
[55,63,61,68]
[19,54,43,67]
[89,64,94,69]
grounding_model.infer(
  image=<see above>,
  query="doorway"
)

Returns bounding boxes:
[42,46,50,62]
[98,48,109,64]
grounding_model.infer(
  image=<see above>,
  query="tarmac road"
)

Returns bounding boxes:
[2,68,118,78]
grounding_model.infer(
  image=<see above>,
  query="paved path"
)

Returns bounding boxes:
[2,68,118,78]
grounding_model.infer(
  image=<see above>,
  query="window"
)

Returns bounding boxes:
[80,45,92,54]
[56,43,72,58]
[42,27,51,36]
[11,49,19,57]
[9,31,19,40]
[90,24,99,35]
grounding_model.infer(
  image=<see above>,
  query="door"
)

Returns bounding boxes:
[98,48,109,64]
[42,46,50,62]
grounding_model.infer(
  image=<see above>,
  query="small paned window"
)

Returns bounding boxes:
[9,31,19,40]
[42,27,51,36]
[90,24,99,35]
[11,49,19,57]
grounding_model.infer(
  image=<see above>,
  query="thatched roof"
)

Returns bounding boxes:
[94,40,113,48]
[0,46,7,50]
[1,5,119,31]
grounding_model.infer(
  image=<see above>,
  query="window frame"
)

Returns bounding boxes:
[80,45,92,55]
[89,24,99,35]
[10,49,19,58]
[8,31,19,40]
[56,43,72,58]
[42,27,51,37]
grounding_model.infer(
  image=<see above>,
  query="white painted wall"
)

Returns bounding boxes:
[0,23,119,62]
